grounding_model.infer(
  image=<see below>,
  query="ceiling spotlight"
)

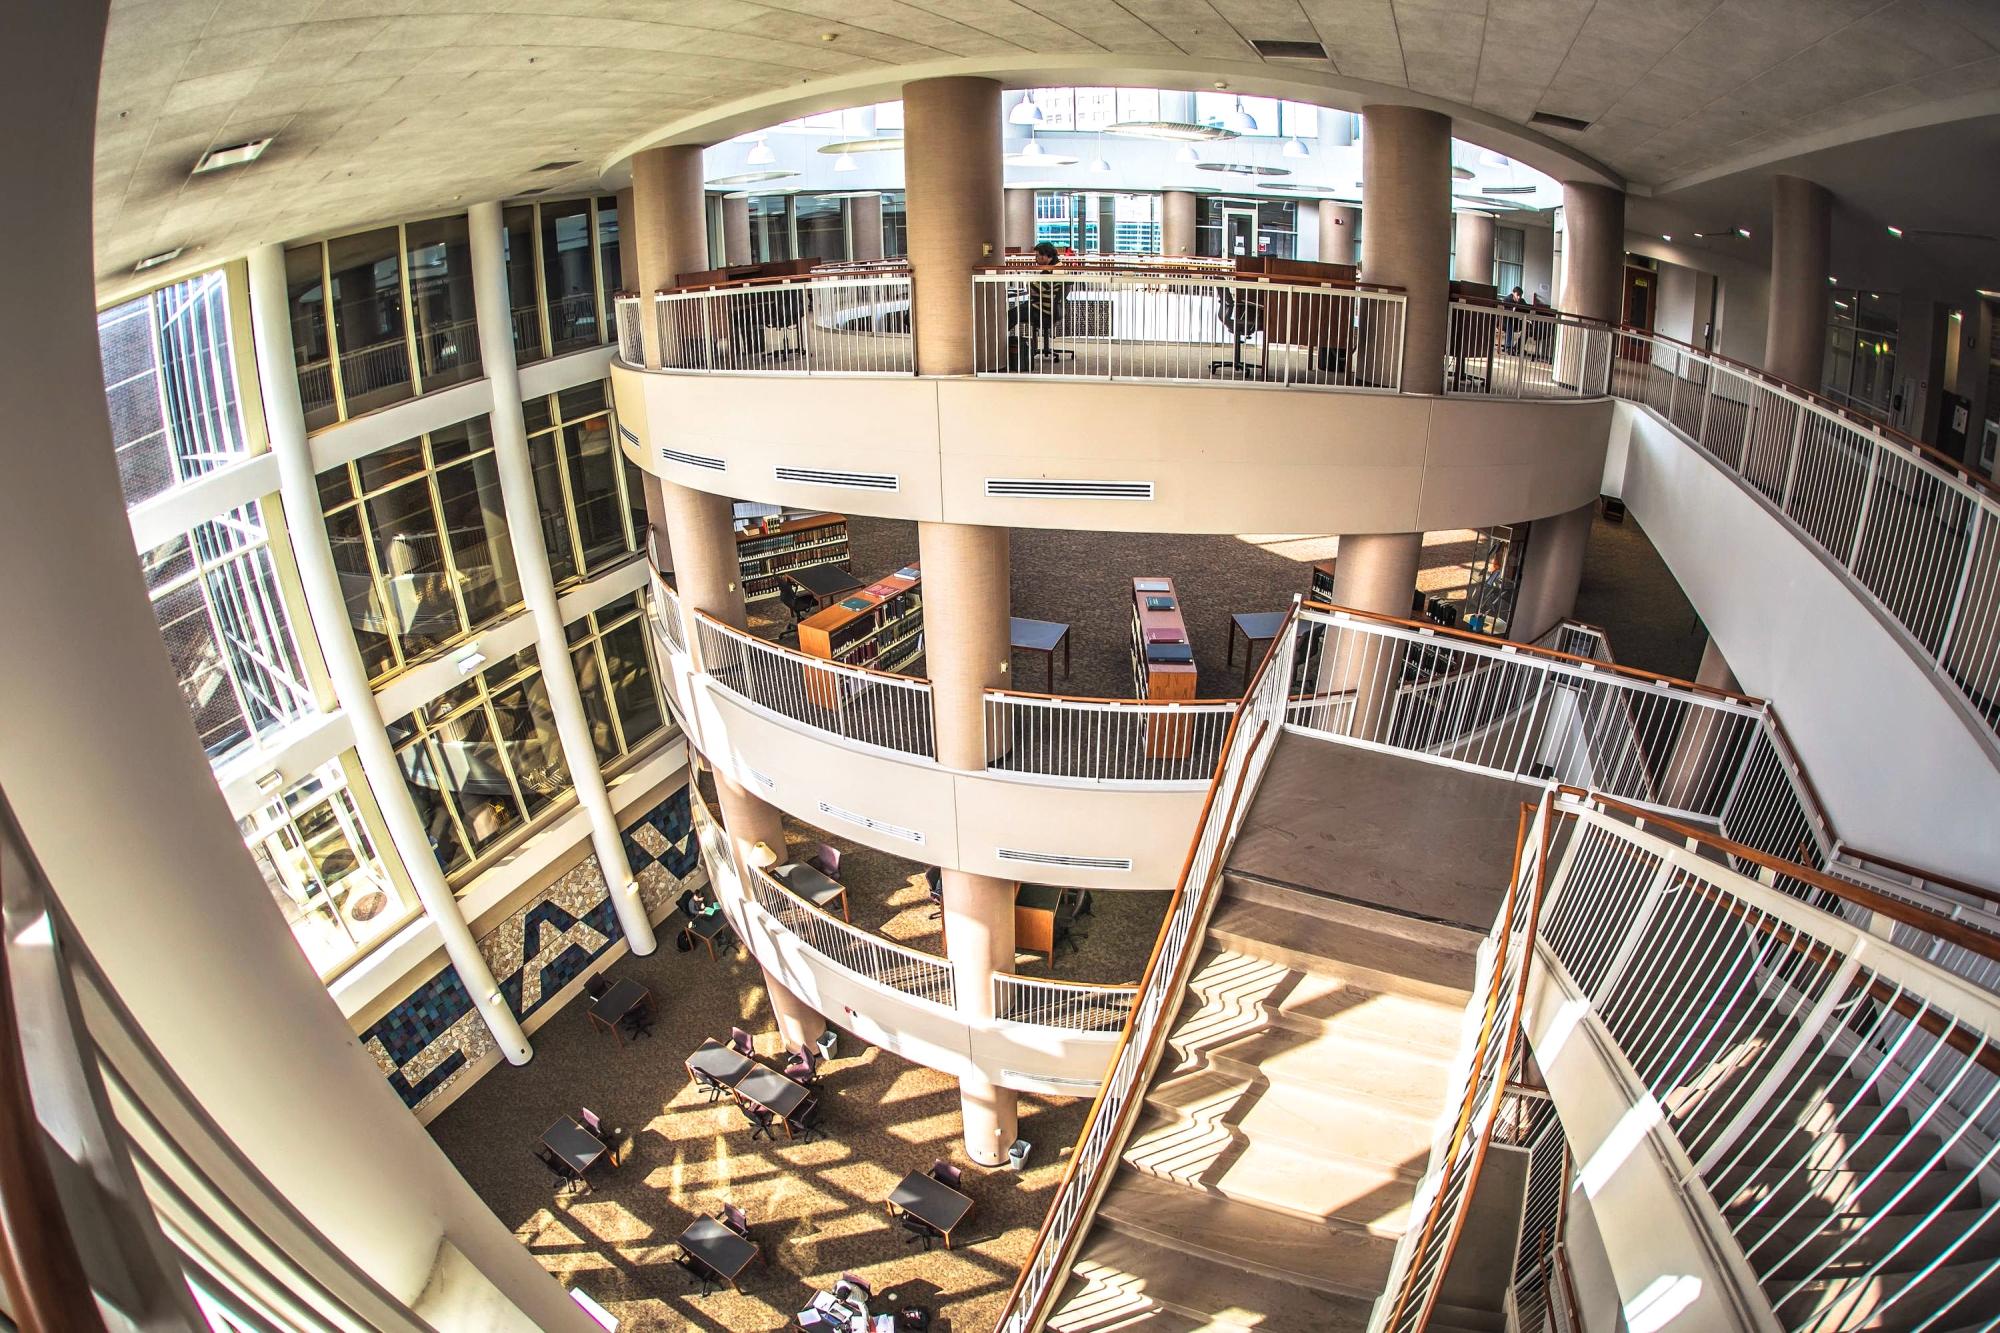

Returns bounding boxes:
[133,246,184,273]
[193,138,271,174]
[833,152,857,172]
[745,136,775,166]
[1222,99,1258,134]
[1089,157,1111,172]
[1176,144,1201,165]
[1828,275,1838,284]
[1735,227,1750,238]
[1834,299,1850,309]
[1284,137,1309,159]
[1661,234,1672,242]
[1009,98,1044,126]
[1886,225,1904,237]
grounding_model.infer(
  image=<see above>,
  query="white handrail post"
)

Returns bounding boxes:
[1846,444,1881,568]
[1777,405,1806,512]
[1934,508,1983,662]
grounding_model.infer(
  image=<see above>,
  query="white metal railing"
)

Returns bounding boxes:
[992,975,1137,1033]
[993,603,1299,1333]
[651,273,914,375]
[972,269,1407,391]
[693,613,935,761]
[747,864,955,1007]
[1533,791,2000,1332]
[981,691,1239,786]
[1608,328,2000,750]
[1289,605,1769,821]
[613,294,642,364]
[647,567,688,656]
[1531,618,1613,663]
[1445,300,1615,401]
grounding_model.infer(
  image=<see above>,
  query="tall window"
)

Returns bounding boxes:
[405,214,482,390]
[1824,289,1900,421]
[879,191,907,259]
[98,270,251,506]
[502,205,543,365]
[388,596,667,877]
[1495,227,1525,295]
[540,198,599,354]
[239,757,414,978]
[748,195,792,261]
[525,382,643,582]
[327,228,413,416]
[795,194,845,263]
[317,416,523,682]
[596,194,622,298]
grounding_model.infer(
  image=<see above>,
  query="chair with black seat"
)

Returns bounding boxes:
[729,1026,756,1059]
[741,1102,777,1142]
[1210,288,1268,379]
[675,887,704,923]
[927,1158,962,1190]
[762,286,809,360]
[584,974,610,1002]
[788,1096,827,1143]
[776,585,817,646]
[900,1213,944,1252]
[536,1146,587,1198]
[675,1251,716,1297]
[721,1202,751,1240]
[619,1002,655,1041]
[691,1066,729,1104]
[924,866,944,923]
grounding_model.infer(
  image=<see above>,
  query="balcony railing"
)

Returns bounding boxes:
[613,293,642,364]
[693,612,935,761]
[647,568,687,656]
[1607,327,2000,748]
[1531,617,1614,662]
[1445,299,1615,401]
[992,975,1137,1033]
[992,604,1300,1333]
[971,268,1407,391]
[651,272,914,375]
[746,863,956,1008]
[981,690,1238,786]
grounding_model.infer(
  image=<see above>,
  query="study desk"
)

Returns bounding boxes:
[1014,883,1061,968]
[775,862,850,921]
[1009,616,1071,693]
[886,1170,974,1249]
[542,1117,608,1177]
[587,978,650,1041]
[678,1216,758,1288]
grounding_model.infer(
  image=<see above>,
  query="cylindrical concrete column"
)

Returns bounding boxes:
[850,193,885,262]
[712,769,829,1050]
[1561,183,1626,324]
[942,867,1018,1164]
[1004,188,1036,253]
[904,76,1004,374]
[722,195,751,265]
[1455,211,1495,286]
[469,203,655,956]
[1696,635,1740,693]
[1362,105,1452,394]
[1328,532,1424,741]
[657,481,745,633]
[249,244,532,1063]
[916,521,1011,769]
[1319,203,1359,267]
[1660,637,1748,815]
[1509,502,1594,642]
[1162,190,1197,258]
[629,144,707,368]
[1765,174,1832,389]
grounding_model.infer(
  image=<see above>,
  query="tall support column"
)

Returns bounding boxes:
[1162,190,1197,258]
[1765,175,1833,389]
[710,770,827,1051]
[1362,105,1451,393]
[1004,188,1036,253]
[1561,183,1626,324]
[850,193,885,262]
[630,144,707,368]
[248,244,531,1064]
[722,196,752,266]
[917,520,1019,1162]
[1509,502,1594,642]
[1661,636,1747,813]
[469,203,655,956]
[1455,211,1495,286]
[1319,202,1359,267]
[904,76,1004,374]
[1329,532,1424,742]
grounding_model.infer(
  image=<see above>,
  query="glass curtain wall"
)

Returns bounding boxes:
[880,191,907,258]
[405,214,481,390]
[1195,197,1298,259]
[239,756,415,978]
[387,595,667,877]
[1824,289,1901,422]
[524,381,644,585]
[98,270,252,506]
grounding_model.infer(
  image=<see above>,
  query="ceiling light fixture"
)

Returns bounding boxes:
[1886,225,1904,237]
[1284,137,1310,159]
[1828,275,1838,284]
[1736,227,1751,238]
[1176,144,1201,165]
[1104,120,1237,142]
[1089,157,1111,172]
[745,136,775,166]
[1451,165,1474,180]
[1661,234,1672,242]
[833,152,856,172]
[193,138,271,174]
[706,169,797,187]
[817,138,903,155]
[1222,99,1259,134]
[133,246,184,273]
[1009,98,1044,126]
[1018,138,1044,161]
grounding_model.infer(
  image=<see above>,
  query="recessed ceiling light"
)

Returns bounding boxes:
[1886,225,1904,237]
[706,169,797,186]
[1735,227,1751,238]
[1661,234,1672,241]
[1529,110,1592,132]
[193,138,270,174]
[133,246,184,273]
[533,160,580,172]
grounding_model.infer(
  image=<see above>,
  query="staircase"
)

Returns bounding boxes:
[1047,873,1483,1333]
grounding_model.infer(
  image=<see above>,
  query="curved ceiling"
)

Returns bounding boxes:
[93,0,2000,303]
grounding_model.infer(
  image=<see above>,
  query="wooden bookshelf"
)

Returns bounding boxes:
[797,563,923,701]
[735,512,850,605]
[1311,558,1336,603]
[1129,577,1197,759]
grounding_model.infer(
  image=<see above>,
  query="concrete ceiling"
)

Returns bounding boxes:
[93,0,2000,303]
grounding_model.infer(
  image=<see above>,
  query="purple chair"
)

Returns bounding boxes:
[928,1158,962,1190]
[810,842,841,878]
[729,1026,756,1059]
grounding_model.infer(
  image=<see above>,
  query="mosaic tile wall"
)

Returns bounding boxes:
[359,783,700,1114]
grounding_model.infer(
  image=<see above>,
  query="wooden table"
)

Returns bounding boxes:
[1014,883,1061,968]
[785,564,865,610]
[1010,616,1071,693]
[542,1116,609,1176]
[684,905,732,960]
[886,1169,974,1249]
[678,1215,758,1288]
[1227,611,1289,685]
[587,977,650,1041]
[775,861,850,922]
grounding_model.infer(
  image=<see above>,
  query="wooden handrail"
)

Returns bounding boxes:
[983,685,1241,707]
[689,608,933,686]
[973,263,1407,296]
[660,268,912,296]
[1835,844,2000,909]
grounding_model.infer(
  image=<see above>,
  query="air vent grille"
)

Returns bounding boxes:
[1529,111,1593,132]
[1251,38,1327,59]
[745,766,776,792]
[618,424,640,448]
[775,466,899,492]
[533,159,580,172]
[997,848,1133,872]
[662,447,727,472]
[1003,1071,1103,1089]
[817,801,924,845]
[985,478,1154,502]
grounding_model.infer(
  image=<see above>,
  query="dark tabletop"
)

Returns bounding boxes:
[888,1170,974,1235]
[542,1116,607,1175]
[775,862,846,909]
[688,1039,754,1087]
[688,907,731,941]
[1010,616,1070,652]
[1232,610,1289,639]
[590,977,649,1025]
[1015,883,1061,912]
[680,1215,757,1280]
[734,1064,811,1120]
[787,565,865,599]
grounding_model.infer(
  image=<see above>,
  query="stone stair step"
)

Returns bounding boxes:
[1207,897,1476,1005]
[1062,1229,1378,1333]
[1094,1170,1398,1301]
[1120,1111,1420,1233]
[1223,872,1490,955]
[1754,1206,2000,1281]
[1142,1066,1438,1169]
[1047,1271,1235,1333]
[1183,945,1466,1058]
[1171,1024,1455,1116]
[1772,1256,2000,1330]
[1721,1165,1967,1220]
[1423,1301,1508,1333]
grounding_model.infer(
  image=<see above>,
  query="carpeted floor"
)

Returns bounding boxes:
[428,941,1088,1333]
[1573,511,1708,681]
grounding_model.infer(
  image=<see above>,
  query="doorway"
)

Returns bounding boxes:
[1224,207,1257,259]
[1620,265,1656,360]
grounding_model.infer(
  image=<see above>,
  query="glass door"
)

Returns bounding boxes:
[1224,207,1257,259]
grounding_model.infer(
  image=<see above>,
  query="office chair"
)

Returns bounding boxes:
[537,1147,588,1198]
[809,843,841,878]
[579,1107,623,1159]
[619,1004,655,1041]
[721,1202,751,1240]
[729,1026,756,1059]
[789,1096,827,1144]
[928,1158,962,1190]
[1210,288,1268,379]
[925,866,944,922]
[742,1104,777,1142]
[835,1275,872,1307]
[783,1046,818,1086]
[762,287,808,360]
[584,974,610,1002]
[900,1215,943,1251]
[691,1067,729,1103]
[675,1252,715,1297]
